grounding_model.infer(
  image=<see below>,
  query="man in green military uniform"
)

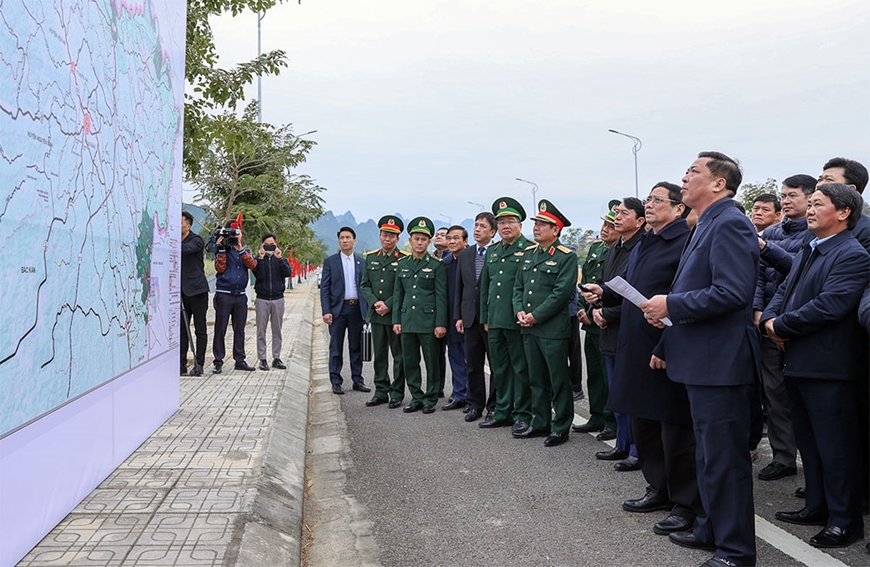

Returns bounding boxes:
[360,215,409,408]
[512,200,578,447]
[573,205,620,437]
[479,197,535,430]
[392,217,448,414]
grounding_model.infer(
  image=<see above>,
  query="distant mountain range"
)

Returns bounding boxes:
[312,211,478,255]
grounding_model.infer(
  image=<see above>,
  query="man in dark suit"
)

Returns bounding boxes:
[320,227,369,395]
[641,152,760,567]
[442,225,469,409]
[587,183,701,536]
[453,212,497,418]
[761,183,869,549]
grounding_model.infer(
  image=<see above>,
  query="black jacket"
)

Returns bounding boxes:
[252,254,292,300]
[598,229,643,356]
[181,233,209,296]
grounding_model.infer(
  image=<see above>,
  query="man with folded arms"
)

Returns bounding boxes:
[761,183,869,549]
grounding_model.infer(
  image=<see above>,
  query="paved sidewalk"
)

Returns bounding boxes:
[17,281,318,567]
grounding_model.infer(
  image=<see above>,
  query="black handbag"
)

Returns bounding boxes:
[361,323,373,362]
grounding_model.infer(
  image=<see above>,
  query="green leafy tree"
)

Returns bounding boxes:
[561,227,596,263]
[736,178,779,213]
[190,101,326,263]
[184,0,296,179]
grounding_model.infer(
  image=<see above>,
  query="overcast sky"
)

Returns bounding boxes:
[199,0,869,232]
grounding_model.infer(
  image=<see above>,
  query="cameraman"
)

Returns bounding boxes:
[212,222,257,373]
[252,233,292,370]
[180,210,209,376]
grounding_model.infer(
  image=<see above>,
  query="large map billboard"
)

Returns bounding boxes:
[0,0,183,437]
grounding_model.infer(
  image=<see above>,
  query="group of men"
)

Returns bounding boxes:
[321,153,870,567]
[180,212,293,376]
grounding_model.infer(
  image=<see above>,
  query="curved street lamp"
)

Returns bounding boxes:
[468,201,485,212]
[608,129,642,198]
[515,178,538,213]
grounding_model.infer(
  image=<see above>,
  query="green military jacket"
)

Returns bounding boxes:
[391,252,448,333]
[360,248,409,324]
[511,238,578,339]
[480,234,532,330]
[578,239,608,328]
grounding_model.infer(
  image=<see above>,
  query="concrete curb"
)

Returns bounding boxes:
[229,288,315,567]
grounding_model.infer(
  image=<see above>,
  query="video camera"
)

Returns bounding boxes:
[215,223,241,249]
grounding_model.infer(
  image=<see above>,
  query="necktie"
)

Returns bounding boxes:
[475,246,485,279]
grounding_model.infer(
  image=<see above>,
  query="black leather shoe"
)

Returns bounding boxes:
[484,410,494,421]
[700,558,748,567]
[572,421,603,433]
[365,397,386,407]
[572,390,585,400]
[190,365,203,376]
[272,358,286,369]
[442,399,467,411]
[403,402,423,413]
[653,514,693,535]
[668,531,716,551]
[795,486,805,498]
[596,428,617,441]
[596,447,629,461]
[181,365,188,375]
[258,359,270,371]
[809,524,863,548]
[512,425,550,438]
[758,461,797,481]
[352,382,371,392]
[512,420,530,433]
[422,405,436,414]
[479,417,512,428]
[234,361,256,371]
[623,489,671,513]
[774,508,828,526]
[462,405,471,413]
[388,399,403,409]
[332,384,345,395]
[464,407,482,422]
[614,456,642,472]
[212,362,223,374]
[544,432,568,446]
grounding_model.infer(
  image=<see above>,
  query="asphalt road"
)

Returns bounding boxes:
[305,328,869,567]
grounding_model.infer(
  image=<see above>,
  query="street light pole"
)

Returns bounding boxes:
[468,201,485,212]
[608,129,642,198]
[515,178,538,213]
[257,11,265,123]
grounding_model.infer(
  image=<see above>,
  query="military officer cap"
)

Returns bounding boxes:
[532,199,572,230]
[377,215,404,234]
[492,197,526,221]
[600,208,617,224]
[408,216,435,238]
[607,199,621,211]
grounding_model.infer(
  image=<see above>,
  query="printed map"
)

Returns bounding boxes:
[0,0,184,435]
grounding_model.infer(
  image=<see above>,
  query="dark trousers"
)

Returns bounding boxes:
[786,377,863,529]
[524,335,573,435]
[328,302,364,386]
[446,338,468,401]
[632,416,702,521]
[213,292,248,364]
[686,383,756,566]
[606,355,637,457]
[181,291,208,367]
[436,337,447,394]
[488,327,532,424]
[584,327,615,430]
[402,332,441,406]
[568,316,583,394]
[465,321,495,412]
[758,337,796,465]
[371,322,404,402]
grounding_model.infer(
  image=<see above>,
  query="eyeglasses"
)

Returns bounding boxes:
[779,192,805,201]
[643,195,679,206]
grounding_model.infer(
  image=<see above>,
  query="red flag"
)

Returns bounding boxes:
[235,211,243,228]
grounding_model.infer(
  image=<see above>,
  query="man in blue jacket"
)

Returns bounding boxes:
[641,152,760,567]
[252,233,293,371]
[321,227,369,395]
[213,223,258,373]
[761,183,869,549]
